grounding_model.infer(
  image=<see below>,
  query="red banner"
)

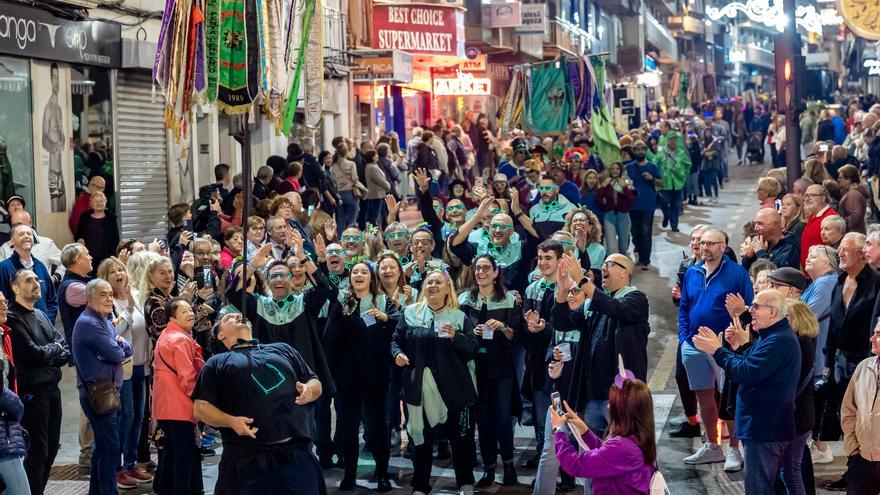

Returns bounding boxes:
[371,4,464,57]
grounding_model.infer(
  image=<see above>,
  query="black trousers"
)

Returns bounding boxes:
[154,420,204,495]
[21,386,62,495]
[675,342,698,418]
[411,407,476,493]
[847,455,880,495]
[629,210,654,265]
[336,380,390,481]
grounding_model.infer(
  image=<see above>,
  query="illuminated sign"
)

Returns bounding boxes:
[433,74,491,95]
[371,4,465,57]
[707,0,843,34]
[864,59,880,76]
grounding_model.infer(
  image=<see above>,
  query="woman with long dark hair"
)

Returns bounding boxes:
[324,261,399,492]
[458,254,521,487]
[550,374,657,494]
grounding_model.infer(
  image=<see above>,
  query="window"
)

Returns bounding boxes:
[0,57,35,213]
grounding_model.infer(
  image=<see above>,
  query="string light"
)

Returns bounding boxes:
[706,0,843,34]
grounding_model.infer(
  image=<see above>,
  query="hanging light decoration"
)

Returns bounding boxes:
[706,0,843,34]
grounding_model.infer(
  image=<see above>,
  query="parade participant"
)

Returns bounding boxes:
[529,177,576,239]
[340,226,366,260]
[839,320,880,493]
[596,162,635,256]
[71,279,133,494]
[550,374,656,495]
[382,221,411,262]
[800,184,837,270]
[7,269,68,494]
[679,228,753,466]
[458,255,520,487]
[692,289,801,495]
[324,262,397,492]
[741,208,801,270]
[0,224,58,323]
[406,226,449,289]
[391,269,479,495]
[377,253,416,307]
[656,131,690,232]
[153,298,205,495]
[625,140,662,269]
[193,313,324,494]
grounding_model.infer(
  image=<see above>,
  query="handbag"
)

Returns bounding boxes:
[353,180,368,198]
[86,376,121,415]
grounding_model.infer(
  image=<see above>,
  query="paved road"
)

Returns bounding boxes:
[49,157,848,494]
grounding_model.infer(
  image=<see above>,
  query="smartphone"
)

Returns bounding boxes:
[181,219,193,231]
[194,265,214,290]
[551,391,565,416]
[775,199,782,211]
[307,205,315,216]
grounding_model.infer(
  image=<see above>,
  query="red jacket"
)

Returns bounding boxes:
[69,192,91,235]
[596,183,636,213]
[800,206,837,270]
[153,321,204,424]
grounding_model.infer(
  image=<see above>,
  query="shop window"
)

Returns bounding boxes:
[70,66,115,211]
[0,57,35,214]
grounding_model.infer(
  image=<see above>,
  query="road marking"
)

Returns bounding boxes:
[652,394,675,442]
[648,337,678,392]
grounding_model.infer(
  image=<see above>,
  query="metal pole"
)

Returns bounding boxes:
[238,111,253,317]
[783,0,802,190]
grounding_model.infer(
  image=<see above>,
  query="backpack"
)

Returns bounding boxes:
[650,467,669,495]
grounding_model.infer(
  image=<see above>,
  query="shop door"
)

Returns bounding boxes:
[114,71,169,241]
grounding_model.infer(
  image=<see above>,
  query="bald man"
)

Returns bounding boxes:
[742,208,800,270]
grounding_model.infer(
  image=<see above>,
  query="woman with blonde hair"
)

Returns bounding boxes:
[391,269,479,495]
[779,194,806,237]
[803,158,831,186]
[756,177,782,209]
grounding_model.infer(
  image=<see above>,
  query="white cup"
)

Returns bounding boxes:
[557,342,572,362]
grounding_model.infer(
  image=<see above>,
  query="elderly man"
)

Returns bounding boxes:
[71,279,132,493]
[864,227,880,269]
[820,215,846,250]
[679,228,753,469]
[254,165,275,201]
[693,289,801,494]
[6,269,68,494]
[800,184,838,270]
[767,267,806,299]
[839,321,880,493]
[814,233,880,477]
[193,313,323,494]
[69,174,105,235]
[57,243,93,355]
[0,210,64,281]
[265,215,294,262]
[0,224,58,323]
[742,208,800,270]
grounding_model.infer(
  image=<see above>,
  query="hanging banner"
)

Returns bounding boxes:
[525,65,572,135]
[213,0,260,114]
[481,2,523,28]
[281,0,316,135]
[371,4,465,57]
[304,0,324,129]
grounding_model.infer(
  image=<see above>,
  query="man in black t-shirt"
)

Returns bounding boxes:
[193,313,324,495]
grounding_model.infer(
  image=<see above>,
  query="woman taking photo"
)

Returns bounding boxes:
[458,255,520,488]
[391,269,479,495]
[596,162,635,256]
[550,375,657,494]
[779,194,806,238]
[97,257,154,484]
[153,299,205,495]
[324,261,399,492]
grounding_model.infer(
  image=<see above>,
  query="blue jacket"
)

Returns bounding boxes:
[801,272,836,377]
[0,251,57,324]
[713,318,801,441]
[678,258,753,343]
[0,388,25,458]
[71,307,132,394]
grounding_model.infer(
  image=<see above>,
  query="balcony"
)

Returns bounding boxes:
[667,14,705,37]
[543,19,594,57]
[743,44,775,71]
[645,0,678,17]
[323,7,350,74]
[645,9,678,60]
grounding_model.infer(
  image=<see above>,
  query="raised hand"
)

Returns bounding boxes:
[314,234,326,261]
[253,242,273,268]
[385,194,399,220]
[414,168,430,193]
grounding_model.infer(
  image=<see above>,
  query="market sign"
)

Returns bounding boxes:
[482,1,523,28]
[516,3,547,34]
[351,49,414,83]
[0,0,121,67]
[433,73,491,96]
[371,4,465,57]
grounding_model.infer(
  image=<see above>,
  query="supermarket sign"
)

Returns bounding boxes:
[371,3,465,57]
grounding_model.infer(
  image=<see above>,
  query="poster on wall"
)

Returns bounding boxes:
[32,61,72,214]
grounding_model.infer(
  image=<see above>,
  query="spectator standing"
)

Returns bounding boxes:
[0,291,29,494]
[800,184,838,270]
[819,215,846,250]
[780,194,806,238]
[72,279,133,494]
[6,269,68,494]
[69,175,105,235]
[625,140,662,269]
[701,128,722,202]
[836,165,869,234]
[656,132,689,232]
[802,244,839,385]
[0,210,65,283]
[363,150,391,228]
[839,321,880,492]
[0,224,58,323]
[596,162,635,255]
[75,192,120,273]
[253,165,274,202]
[817,110,835,143]
[331,141,360,233]
[152,299,205,495]
[58,243,93,355]
[741,208,801,270]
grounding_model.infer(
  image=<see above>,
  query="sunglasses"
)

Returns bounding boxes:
[488,223,513,231]
[411,238,434,246]
[268,272,293,281]
[326,249,345,257]
[385,231,409,240]
[489,208,506,216]
[446,205,466,212]
[433,205,443,212]
[341,235,363,243]
[537,185,559,192]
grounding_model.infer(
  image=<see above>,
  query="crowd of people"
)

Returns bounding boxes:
[0,98,876,495]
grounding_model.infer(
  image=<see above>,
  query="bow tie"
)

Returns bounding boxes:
[328,273,340,285]
[542,201,559,212]
[539,281,557,291]
[399,255,412,266]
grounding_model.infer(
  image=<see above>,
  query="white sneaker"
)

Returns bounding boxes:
[724,447,743,472]
[810,443,834,464]
[684,443,725,465]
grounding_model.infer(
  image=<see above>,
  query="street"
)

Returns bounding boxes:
[46,156,849,495]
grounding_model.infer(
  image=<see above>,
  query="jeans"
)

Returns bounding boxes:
[847,455,880,495]
[237,444,323,495]
[820,352,861,442]
[702,169,719,197]
[155,420,203,495]
[124,366,146,469]
[475,374,515,467]
[531,387,551,448]
[583,400,609,436]
[118,379,133,470]
[411,407,476,493]
[20,386,61,495]
[686,172,700,199]
[743,439,799,495]
[79,396,121,495]
[628,209,655,265]
[779,431,810,495]
[0,455,29,495]
[534,401,601,495]
[363,198,384,229]
[603,212,631,255]
[336,190,358,233]
[659,189,683,230]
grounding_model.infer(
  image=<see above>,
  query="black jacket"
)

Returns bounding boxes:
[827,266,880,363]
[741,231,801,271]
[6,300,67,392]
[794,334,816,434]
[301,153,326,193]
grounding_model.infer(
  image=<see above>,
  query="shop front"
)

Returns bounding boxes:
[0,0,121,244]
[431,57,510,127]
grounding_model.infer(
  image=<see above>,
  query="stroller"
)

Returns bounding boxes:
[746,131,764,164]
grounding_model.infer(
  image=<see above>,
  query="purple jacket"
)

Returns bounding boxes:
[555,430,654,495]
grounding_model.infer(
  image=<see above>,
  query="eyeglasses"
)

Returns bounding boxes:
[571,217,589,223]
[700,240,724,247]
[803,193,824,199]
[602,261,626,270]
[411,238,434,246]
[341,235,363,243]
[567,287,583,295]
[250,225,265,231]
[385,231,409,240]
[474,264,493,272]
[488,223,513,231]
[750,302,773,311]
[767,281,792,290]
[446,205,466,212]
[433,205,443,212]
[326,249,345,257]
[537,185,559,192]
[267,272,293,281]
